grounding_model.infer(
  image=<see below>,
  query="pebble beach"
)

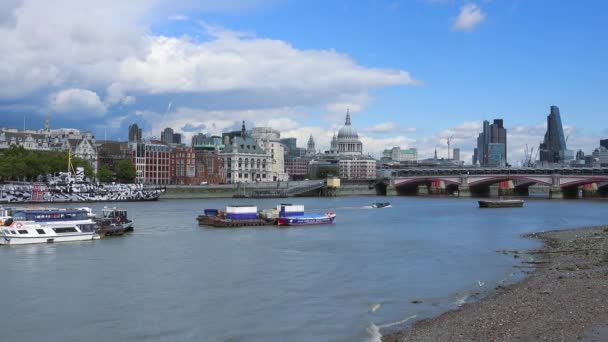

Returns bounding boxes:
[383,225,608,342]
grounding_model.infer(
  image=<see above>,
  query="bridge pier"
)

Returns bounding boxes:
[582,183,599,198]
[458,186,471,197]
[386,185,398,196]
[498,180,515,196]
[458,175,471,197]
[549,187,563,199]
[429,181,446,195]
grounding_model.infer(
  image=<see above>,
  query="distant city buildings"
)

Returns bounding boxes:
[0,116,98,173]
[128,124,142,144]
[539,105,573,164]
[453,148,460,162]
[382,147,418,162]
[161,127,182,145]
[96,140,130,171]
[473,119,507,167]
[304,110,377,180]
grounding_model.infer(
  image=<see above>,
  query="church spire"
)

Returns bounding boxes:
[345,108,351,126]
[241,120,246,138]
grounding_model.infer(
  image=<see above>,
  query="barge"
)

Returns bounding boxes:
[478,199,524,208]
[197,204,337,228]
[197,206,274,228]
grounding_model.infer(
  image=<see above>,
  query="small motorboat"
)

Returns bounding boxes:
[276,212,336,226]
[371,202,391,208]
[478,199,524,208]
[275,204,336,226]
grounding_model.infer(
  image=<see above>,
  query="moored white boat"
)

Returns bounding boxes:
[0,207,99,245]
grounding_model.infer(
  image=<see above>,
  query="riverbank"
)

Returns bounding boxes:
[383,225,608,341]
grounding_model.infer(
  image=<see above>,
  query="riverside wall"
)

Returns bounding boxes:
[161,183,378,199]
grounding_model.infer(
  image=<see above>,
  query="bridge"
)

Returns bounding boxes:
[376,167,608,199]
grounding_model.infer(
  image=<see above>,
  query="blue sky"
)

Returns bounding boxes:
[0,0,606,163]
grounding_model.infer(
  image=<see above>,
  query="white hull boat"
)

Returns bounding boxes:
[0,207,100,245]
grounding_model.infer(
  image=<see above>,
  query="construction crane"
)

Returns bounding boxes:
[446,135,454,160]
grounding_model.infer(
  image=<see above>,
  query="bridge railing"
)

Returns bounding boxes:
[380,167,608,178]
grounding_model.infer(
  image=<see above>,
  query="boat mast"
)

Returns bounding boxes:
[68,150,76,175]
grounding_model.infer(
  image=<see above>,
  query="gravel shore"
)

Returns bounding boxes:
[383,225,608,342]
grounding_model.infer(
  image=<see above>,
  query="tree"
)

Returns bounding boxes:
[97,165,113,183]
[116,160,136,183]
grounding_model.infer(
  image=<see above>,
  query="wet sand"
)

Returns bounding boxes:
[383,225,608,342]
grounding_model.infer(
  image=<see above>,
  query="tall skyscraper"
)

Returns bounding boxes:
[453,148,460,161]
[128,124,142,144]
[539,105,573,163]
[474,119,507,167]
[600,139,608,150]
[161,127,174,144]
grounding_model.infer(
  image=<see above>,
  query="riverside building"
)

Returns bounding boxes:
[219,122,273,183]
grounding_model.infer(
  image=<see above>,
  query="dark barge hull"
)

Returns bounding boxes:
[197,215,275,228]
[478,200,524,208]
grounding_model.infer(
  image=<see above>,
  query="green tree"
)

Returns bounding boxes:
[97,165,113,183]
[116,160,136,183]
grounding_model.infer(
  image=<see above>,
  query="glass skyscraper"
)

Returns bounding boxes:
[539,105,573,163]
[473,119,507,167]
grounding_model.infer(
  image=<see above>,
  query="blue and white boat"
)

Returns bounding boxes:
[275,204,336,226]
[0,207,100,245]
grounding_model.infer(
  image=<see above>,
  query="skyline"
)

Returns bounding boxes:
[0,0,606,164]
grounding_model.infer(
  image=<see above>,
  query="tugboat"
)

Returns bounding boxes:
[275,204,336,226]
[100,207,133,231]
[371,201,391,208]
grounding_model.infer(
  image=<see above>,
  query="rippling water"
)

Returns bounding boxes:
[1,196,606,341]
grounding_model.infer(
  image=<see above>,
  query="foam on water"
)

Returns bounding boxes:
[366,314,418,342]
[366,324,382,342]
[454,293,470,306]
[378,314,418,328]
[370,303,381,313]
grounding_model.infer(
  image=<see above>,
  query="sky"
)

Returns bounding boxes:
[0,0,606,164]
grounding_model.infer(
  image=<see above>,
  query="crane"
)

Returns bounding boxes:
[446,135,454,160]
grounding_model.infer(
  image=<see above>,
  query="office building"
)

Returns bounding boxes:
[539,105,573,163]
[473,119,507,166]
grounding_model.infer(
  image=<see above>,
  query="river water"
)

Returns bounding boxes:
[1,196,606,341]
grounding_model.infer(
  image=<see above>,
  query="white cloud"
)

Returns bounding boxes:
[168,14,188,21]
[49,88,106,116]
[0,0,419,120]
[453,3,485,32]
[363,122,418,134]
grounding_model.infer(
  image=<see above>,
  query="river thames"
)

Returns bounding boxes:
[1,196,606,341]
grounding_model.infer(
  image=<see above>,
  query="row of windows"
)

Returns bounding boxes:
[3,229,30,235]
[227,173,267,179]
